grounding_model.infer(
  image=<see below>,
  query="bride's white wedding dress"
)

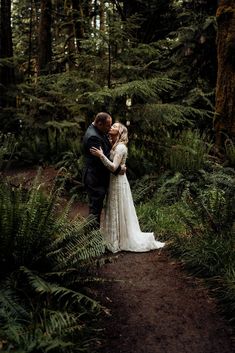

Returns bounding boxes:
[100,143,165,253]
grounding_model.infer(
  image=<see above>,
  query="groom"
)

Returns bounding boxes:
[83,112,122,227]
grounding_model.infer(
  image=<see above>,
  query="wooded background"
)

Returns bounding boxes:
[1,0,234,173]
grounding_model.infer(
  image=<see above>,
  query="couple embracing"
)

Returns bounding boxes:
[83,112,165,253]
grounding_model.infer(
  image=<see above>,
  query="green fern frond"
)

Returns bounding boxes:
[0,57,16,68]
[131,103,211,126]
[47,226,105,271]
[79,76,180,104]
[21,267,102,311]
[45,120,80,131]
[39,309,83,336]
[0,288,29,321]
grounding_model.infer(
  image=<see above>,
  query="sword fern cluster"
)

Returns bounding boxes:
[0,173,105,352]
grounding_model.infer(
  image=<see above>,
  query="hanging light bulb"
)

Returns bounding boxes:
[125,97,132,126]
[126,97,132,108]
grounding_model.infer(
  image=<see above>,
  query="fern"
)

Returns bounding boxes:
[21,267,102,311]
[79,76,180,106]
[131,103,211,127]
[0,175,106,352]
[164,129,212,173]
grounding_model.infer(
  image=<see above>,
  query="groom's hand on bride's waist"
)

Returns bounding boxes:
[119,165,126,175]
[113,164,126,176]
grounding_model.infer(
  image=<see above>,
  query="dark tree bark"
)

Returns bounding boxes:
[71,0,84,52]
[93,0,97,29]
[99,0,105,58]
[0,0,15,107]
[215,0,235,146]
[27,0,34,76]
[99,0,105,32]
[64,1,76,70]
[83,0,92,19]
[38,0,52,75]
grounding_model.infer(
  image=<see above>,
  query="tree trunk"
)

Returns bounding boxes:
[38,0,52,75]
[0,0,15,107]
[71,0,84,52]
[83,0,92,30]
[93,0,97,30]
[215,1,235,147]
[83,0,92,19]
[64,1,76,70]
[99,0,105,32]
[27,0,33,76]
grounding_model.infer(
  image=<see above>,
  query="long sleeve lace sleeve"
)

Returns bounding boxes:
[100,144,126,172]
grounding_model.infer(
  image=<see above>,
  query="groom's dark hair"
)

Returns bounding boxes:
[94,112,111,125]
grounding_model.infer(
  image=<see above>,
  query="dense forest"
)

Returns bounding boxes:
[0,0,235,352]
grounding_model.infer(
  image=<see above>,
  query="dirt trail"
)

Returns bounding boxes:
[96,251,235,353]
[4,166,235,353]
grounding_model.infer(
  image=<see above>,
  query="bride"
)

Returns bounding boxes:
[90,122,165,253]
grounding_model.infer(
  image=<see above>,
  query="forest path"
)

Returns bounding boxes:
[4,166,235,353]
[95,250,235,353]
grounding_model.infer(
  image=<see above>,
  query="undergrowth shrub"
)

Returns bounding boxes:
[136,165,235,322]
[0,132,18,170]
[13,121,83,166]
[225,138,235,167]
[0,172,105,352]
[164,129,212,173]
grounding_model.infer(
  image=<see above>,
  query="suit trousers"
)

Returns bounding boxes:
[85,181,107,228]
[83,167,109,227]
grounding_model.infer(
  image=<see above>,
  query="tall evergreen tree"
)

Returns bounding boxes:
[215,0,235,147]
[38,0,52,74]
[12,0,39,76]
[71,0,85,52]
[150,0,218,133]
[0,0,15,107]
[176,0,218,87]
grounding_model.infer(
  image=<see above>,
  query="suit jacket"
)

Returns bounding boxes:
[83,124,113,189]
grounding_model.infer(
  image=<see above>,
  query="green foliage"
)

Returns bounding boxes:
[0,172,104,274]
[4,0,216,175]
[137,163,235,323]
[225,138,235,167]
[81,76,181,106]
[164,129,212,173]
[172,181,235,277]
[0,132,18,170]
[122,0,177,43]
[131,175,159,204]
[12,66,211,176]
[132,103,211,126]
[55,140,86,200]
[13,120,83,165]
[0,174,105,352]
[0,285,90,352]
[137,198,187,240]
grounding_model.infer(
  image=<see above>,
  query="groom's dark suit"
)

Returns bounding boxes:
[83,123,120,226]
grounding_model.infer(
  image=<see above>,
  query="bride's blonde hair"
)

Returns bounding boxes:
[112,123,128,150]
